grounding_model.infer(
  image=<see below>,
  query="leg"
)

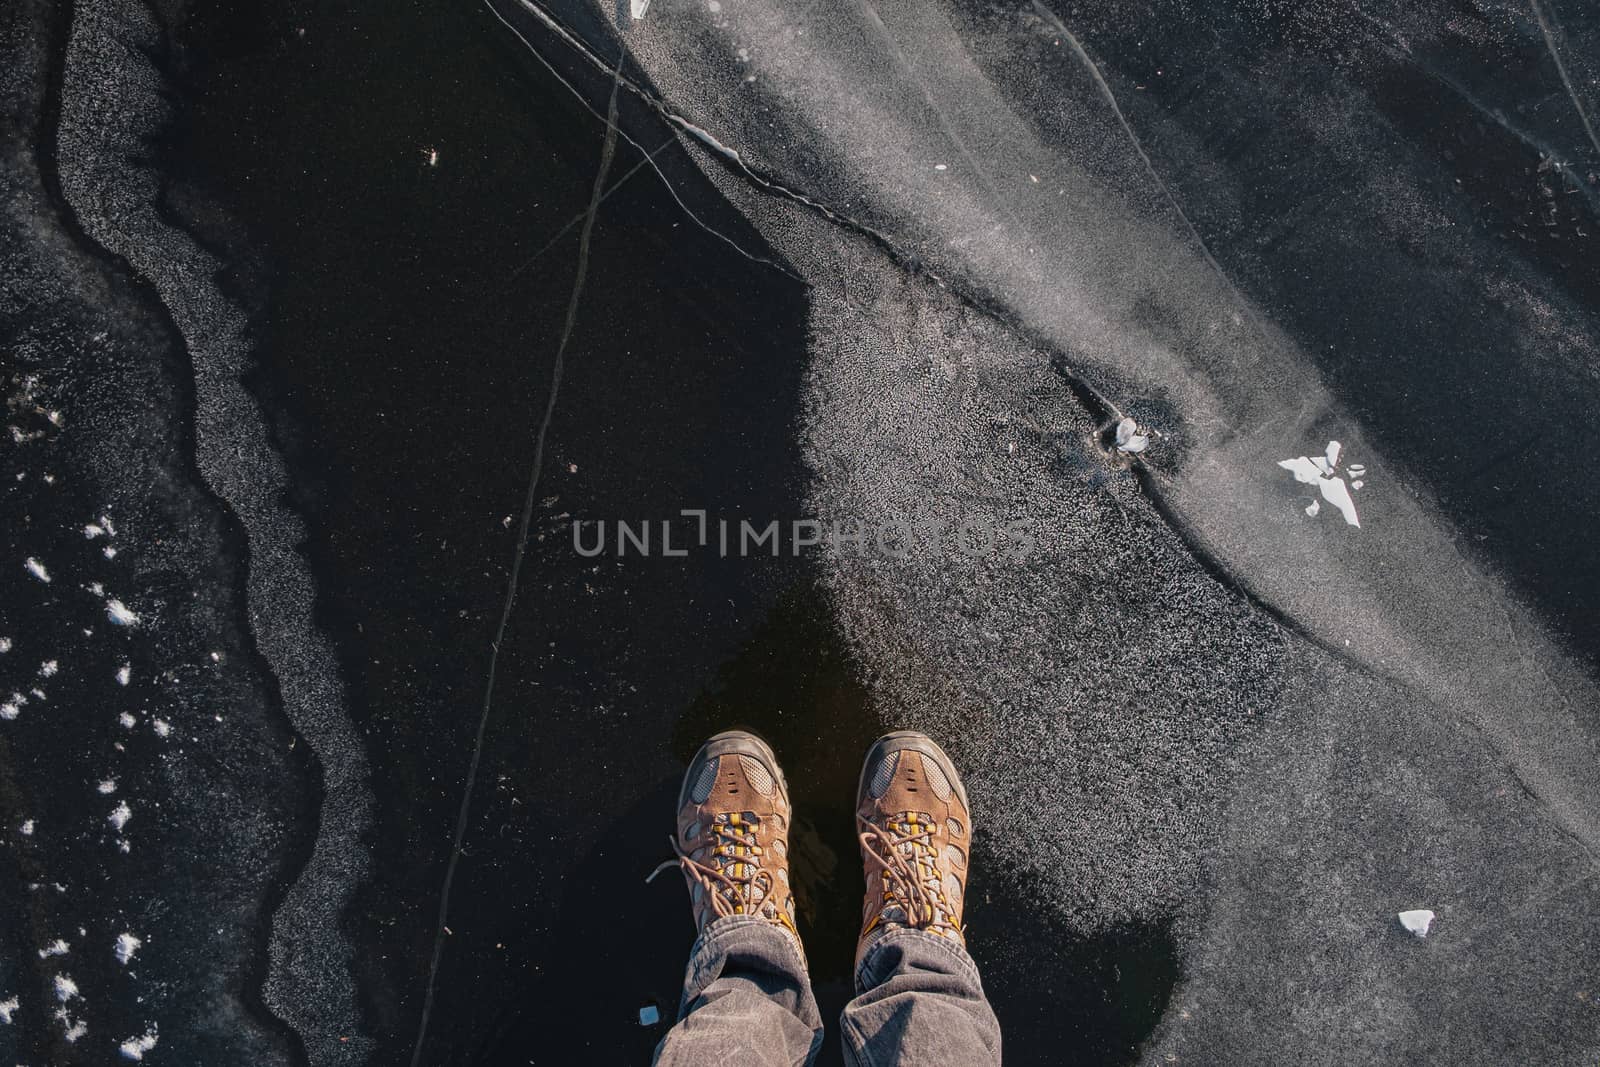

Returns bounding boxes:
[842,732,1002,1066]
[654,914,823,1066]
[841,925,1000,1066]
[653,731,822,1066]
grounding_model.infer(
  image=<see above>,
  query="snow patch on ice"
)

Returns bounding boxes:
[119,1026,159,1060]
[114,932,142,965]
[106,600,140,626]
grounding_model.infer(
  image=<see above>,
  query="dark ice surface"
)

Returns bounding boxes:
[3,0,1599,1064]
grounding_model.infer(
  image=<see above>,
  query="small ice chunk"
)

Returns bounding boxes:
[53,975,78,1002]
[152,719,171,738]
[630,0,649,17]
[20,820,34,835]
[1348,463,1366,475]
[1113,416,1150,454]
[116,665,131,686]
[39,939,69,958]
[1304,500,1321,517]
[638,1004,660,1025]
[63,1014,88,1042]
[1278,456,1323,485]
[114,932,142,965]
[97,779,117,795]
[40,660,58,677]
[118,712,137,729]
[104,546,118,559]
[25,557,51,582]
[0,636,11,652]
[1,699,19,720]
[1398,909,1435,938]
[1351,479,1364,490]
[0,995,17,1023]
[1310,455,1332,476]
[1325,440,1342,469]
[108,802,132,830]
[89,581,104,596]
[119,1027,159,1060]
[106,600,139,626]
[85,524,105,539]
[1319,477,1361,527]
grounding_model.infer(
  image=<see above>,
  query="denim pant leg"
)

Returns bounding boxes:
[653,915,824,1067]
[840,928,1002,1067]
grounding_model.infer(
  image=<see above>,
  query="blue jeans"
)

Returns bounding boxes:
[653,916,1002,1066]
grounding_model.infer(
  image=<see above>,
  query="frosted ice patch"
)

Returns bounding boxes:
[40,660,58,677]
[108,802,132,830]
[39,939,69,958]
[117,664,131,686]
[106,600,140,626]
[53,975,78,1002]
[25,557,51,582]
[0,637,11,652]
[119,1027,159,1060]
[1398,908,1435,937]
[152,719,171,738]
[20,820,34,835]
[115,932,142,965]
[118,712,137,729]
[1,698,19,721]
[0,996,16,1023]
[97,779,117,795]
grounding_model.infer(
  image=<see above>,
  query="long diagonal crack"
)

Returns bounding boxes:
[406,40,628,1067]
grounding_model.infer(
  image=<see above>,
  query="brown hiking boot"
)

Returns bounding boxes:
[856,731,972,955]
[662,730,801,950]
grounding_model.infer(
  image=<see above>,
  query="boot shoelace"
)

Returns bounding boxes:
[650,813,794,931]
[859,812,961,938]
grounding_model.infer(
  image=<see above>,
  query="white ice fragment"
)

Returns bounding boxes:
[119,1027,159,1060]
[1113,416,1150,454]
[114,932,142,965]
[97,779,117,795]
[0,636,11,652]
[1398,909,1435,938]
[117,665,131,686]
[53,975,78,1002]
[1325,440,1342,469]
[1351,479,1364,489]
[1305,500,1321,517]
[1310,455,1332,476]
[89,581,104,596]
[107,599,140,626]
[25,557,51,582]
[1,699,18,721]
[62,1014,87,1041]
[101,515,116,536]
[0,995,16,1023]
[40,660,58,677]
[1319,476,1361,527]
[19,820,34,835]
[1348,464,1367,475]
[39,939,69,958]
[1278,456,1323,485]
[85,524,105,539]
[639,1003,660,1026]
[630,0,649,17]
[934,163,948,171]
[108,802,132,830]
[152,719,171,738]
[118,712,137,729]
[104,546,118,559]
